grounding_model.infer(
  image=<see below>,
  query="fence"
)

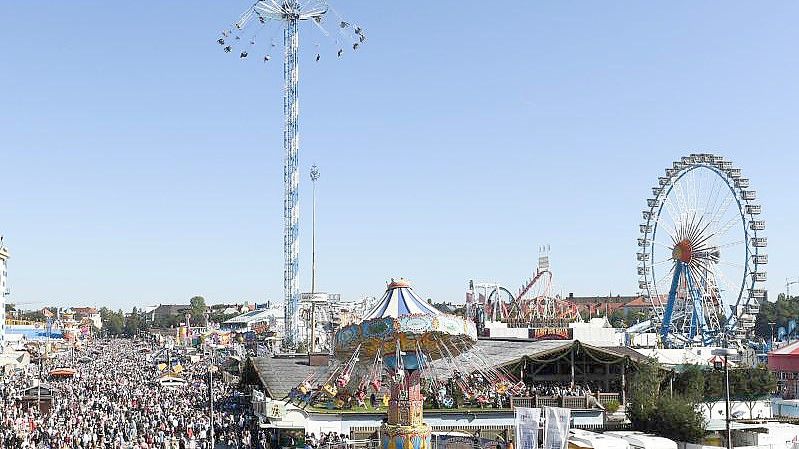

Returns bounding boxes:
[350,422,631,443]
[509,393,621,410]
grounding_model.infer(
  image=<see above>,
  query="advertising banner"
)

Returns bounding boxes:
[515,407,542,449]
[543,407,571,449]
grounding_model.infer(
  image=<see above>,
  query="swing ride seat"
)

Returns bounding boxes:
[323,384,338,398]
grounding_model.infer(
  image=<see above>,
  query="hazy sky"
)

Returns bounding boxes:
[2,2,798,309]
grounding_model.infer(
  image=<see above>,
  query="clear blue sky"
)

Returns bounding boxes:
[2,2,798,309]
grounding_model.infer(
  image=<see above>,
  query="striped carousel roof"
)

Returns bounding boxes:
[362,279,441,320]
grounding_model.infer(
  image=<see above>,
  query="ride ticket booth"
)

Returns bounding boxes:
[19,383,55,415]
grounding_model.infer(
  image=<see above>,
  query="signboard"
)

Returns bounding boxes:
[543,407,570,449]
[529,328,572,341]
[515,407,542,449]
[266,401,287,419]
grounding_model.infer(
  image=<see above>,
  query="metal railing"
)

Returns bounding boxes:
[509,393,621,410]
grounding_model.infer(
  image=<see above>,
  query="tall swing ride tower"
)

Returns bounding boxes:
[222,1,365,348]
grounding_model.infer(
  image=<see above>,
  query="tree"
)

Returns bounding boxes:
[649,396,706,443]
[124,307,142,336]
[190,296,207,326]
[101,307,124,336]
[701,369,725,417]
[673,364,705,403]
[627,359,662,428]
[731,366,776,418]
[629,359,706,443]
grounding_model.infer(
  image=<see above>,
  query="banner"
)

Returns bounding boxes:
[543,407,570,449]
[515,407,542,449]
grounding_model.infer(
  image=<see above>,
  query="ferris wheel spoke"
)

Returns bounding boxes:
[654,265,678,290]
[712,266,743,305]
[716,260,745,270]
[701,175,725,221]
[708,215,742,242]
[714,240,745,250]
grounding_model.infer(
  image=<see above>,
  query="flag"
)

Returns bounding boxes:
[543,407,570,449]
[515,407,541,449]
[157,363,167,372]
[173,364,184,374]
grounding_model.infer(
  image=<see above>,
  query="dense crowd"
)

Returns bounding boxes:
[0,339,267,449]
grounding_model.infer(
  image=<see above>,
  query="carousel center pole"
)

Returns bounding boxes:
[382,354,431,449]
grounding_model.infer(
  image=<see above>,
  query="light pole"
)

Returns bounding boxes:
[309,165,320,354]
[713,345,737,449]
[310,165,320,295]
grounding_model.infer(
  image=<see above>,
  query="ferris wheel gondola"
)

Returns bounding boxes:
[637,153,766,348]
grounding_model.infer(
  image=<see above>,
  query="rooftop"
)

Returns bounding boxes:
[251,339,648,399]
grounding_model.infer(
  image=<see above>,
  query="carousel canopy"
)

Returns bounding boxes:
[334,278,477,361]
[363,279,441,320]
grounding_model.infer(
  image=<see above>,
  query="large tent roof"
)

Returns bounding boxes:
[362,279,441,320]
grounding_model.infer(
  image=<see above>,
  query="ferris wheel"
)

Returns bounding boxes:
[637,153,767,347]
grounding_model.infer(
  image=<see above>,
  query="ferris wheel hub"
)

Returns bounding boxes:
[672,239,693,263]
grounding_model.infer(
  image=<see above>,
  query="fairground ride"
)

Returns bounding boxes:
[467,251,581,329]
[637,153,766,348]
[220,1,365,349]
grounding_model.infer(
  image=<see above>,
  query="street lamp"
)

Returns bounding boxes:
[712,346,738,449]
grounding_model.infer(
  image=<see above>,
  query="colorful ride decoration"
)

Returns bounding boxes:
[334,279,477,449]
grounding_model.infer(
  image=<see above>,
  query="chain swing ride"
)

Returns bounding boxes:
[284,279,525,449]
[220,1,366,348]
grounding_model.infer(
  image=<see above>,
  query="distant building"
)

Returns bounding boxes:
[566,293,644,317]
[622,296,652,314]
[769,341,799,399]
[71,307,102,329]
[150,304,191,323]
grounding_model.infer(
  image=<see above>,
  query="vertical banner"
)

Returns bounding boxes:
[543,407,571,449]
[515,407,542,449]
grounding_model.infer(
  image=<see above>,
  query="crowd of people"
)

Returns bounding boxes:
[0,338,270,449]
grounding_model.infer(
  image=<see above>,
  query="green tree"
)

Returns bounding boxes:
[101,308,124,336]
[190,296,207,326]
[124,307,142,336]
[630,359,706,443]
[649,396,706,443]
[730,366,776,418]
[627,359,662,428]
[701,369,725,417]
[673,364,705,403]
